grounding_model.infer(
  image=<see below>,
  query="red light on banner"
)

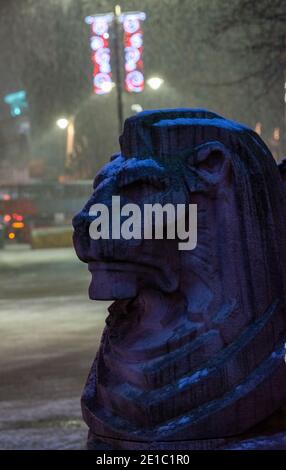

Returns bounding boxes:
[85,13,114,95]
[121,12,146,93]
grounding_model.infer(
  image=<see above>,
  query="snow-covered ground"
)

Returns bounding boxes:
[0,246,109,449]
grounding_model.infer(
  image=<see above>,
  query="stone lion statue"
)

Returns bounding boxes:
[73,109,286,449]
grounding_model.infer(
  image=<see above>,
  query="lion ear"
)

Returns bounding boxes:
[193,141,232,184]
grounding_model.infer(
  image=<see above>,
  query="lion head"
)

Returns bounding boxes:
[73,109,286,449]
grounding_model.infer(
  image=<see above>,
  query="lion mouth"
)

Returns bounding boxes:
[88,260,178,300]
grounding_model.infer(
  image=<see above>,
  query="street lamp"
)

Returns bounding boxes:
[56,117,75,171]
[131,104,143,113]
[56,118,69,130]
[147,77,164,90]
[85,7,146,134]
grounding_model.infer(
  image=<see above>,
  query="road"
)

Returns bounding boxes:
[0,245,108,449]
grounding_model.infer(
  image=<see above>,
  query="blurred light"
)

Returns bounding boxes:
[56,118,69,130]
[101,81,115,93]
[115,5,122,17]
[126,71,144,92]
[95,47,111,65]
[147,77,164,90]
[12,222,24,229]
[130,33,143,48]
[255,122,262,135]
[123,17,140,34]
[4,90,26,105]
[90,36,104,51]
[3,194,11,201]
[85,16,94,25]
[86,14,114,95]
[99,62,111,73]
[120,11,146,21]
[8,233,15,240]
[131,104,143,113]
[273,127,280,141]
[125,46,141,64]
[121,12,146,93]
[4,214,11,223]
[13,214,23,221]
[4,90,28,118]
[13,107,21,116]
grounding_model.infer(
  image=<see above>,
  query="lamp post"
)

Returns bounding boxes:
[85,7,146,135]
[56,117,75,171]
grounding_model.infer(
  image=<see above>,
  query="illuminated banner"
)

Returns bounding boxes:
[85,13,114,95]
[120,12,146,93]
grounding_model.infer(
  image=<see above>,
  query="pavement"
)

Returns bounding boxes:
[0,245,108,449]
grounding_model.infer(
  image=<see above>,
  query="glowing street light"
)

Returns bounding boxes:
[56,118,69,130]
[4,90,28,117]
[55,117,75,171]
[131,103,143,113]
[147,77,164,90]
[55,117,76,167]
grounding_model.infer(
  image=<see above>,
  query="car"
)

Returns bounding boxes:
[2,213,31,243]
